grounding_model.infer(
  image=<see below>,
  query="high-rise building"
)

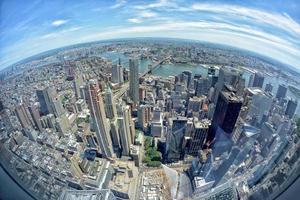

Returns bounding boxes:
[195,78,209,96]
[245,88,273,126]
[104,87,117,119]
[187,119,210,156]
[214,66,243,103]
[0,100,4,112]
[110,119,121,154]
[182,71,192,88]
[276,84,287,100]
[86,79,114,158]
[252,72,264,88]
[138,104,151,129]
[36,87,56,116]
[117,103,134,156]
[166,116,187,162]
[285,99,297,119]
[52,95,65,117]
[73,75,84,99]
[129,58,139,103]
[15,104,33,129]
[151,107,163,137]
[264,83,273,93]
[112,64,124,84]
[28,103,43,131]
[211,91,243,140]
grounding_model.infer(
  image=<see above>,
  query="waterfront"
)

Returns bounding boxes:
[101,51,300,115]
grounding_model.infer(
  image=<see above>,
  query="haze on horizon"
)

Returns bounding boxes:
[1,0,300,70]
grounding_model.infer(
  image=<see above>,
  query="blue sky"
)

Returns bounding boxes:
[1,0,300,70]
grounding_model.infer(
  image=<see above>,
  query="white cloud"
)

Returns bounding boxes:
[128,18,143,23]
[110,0,127,9]
[133,0,174,10]
[139,11,158,18]
[51,19,68,27]
[191,3,300,36]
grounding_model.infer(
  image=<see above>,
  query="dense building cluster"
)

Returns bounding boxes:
[0,40,300,200]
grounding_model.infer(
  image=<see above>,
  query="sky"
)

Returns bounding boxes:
[0,0,300,70]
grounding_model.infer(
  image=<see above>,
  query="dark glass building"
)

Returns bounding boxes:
[264,83,273,93]
[252,72,264,88]
[210,91,243,140]
[276,84,287,100]
[285,99,298,118]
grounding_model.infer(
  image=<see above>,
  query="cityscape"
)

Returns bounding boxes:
[1,1,300,200]
[1,39,300,200]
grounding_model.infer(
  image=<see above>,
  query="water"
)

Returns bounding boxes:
[101,51,300,115]
[0,166,34,200]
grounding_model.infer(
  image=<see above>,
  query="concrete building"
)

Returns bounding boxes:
[137,104,151,130]
[104,87,117,119]
[15,104,33,129]
[112,63,124,84]
[129,58,139,104]
[86,79,114,158]
[252,72,264,88]
[151,107,163,137]
[187,119,210,156]
[285,99,297,119]
[276,84,287,100]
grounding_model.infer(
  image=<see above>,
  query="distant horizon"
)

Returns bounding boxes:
[1,0,300,71]
[2,37,299,74]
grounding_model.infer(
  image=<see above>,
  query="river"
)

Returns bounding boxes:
[101,51,300,115]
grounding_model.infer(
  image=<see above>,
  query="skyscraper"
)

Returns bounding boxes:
[0,100,4,112]
[73,75,84,99]
[28,103,43,131]
[214,66,243,103]
[52,95,65,117]
[166,116,188,162]
[86,79,114,158]
[36,87,56,116]
[182,70,192,88]
[104,87,117,119]
[276,84,287,100]
[187,119,210,156]
[264,83,273,93]
[138,104,151,130]
[151,107,163,137]
[285,99,297,119]
[117,103,134,156]
[211,91,243,140]
[15,103,33,129]
[129,58,139,104]
[112,64,124,84]
[252,72,264,88]
[195,77,209,97]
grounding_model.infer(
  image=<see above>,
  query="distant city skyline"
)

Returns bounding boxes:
[1,0,300,70]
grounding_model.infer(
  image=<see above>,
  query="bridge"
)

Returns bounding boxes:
[140,56,170,77]
[113,56,170,99]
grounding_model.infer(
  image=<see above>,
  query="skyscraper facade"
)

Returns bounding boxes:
[86,79,114,158]
[104,87,117,119]
[15,104,33,129]
[112,64,124,84]
[117,103,134,156]
[129,58,139,104]
[187,119,210,156]
[264,83,273,93]
[285,99,297,119]
[252,72,264,88]
[211,91,243,140]
[276,84,287,100]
